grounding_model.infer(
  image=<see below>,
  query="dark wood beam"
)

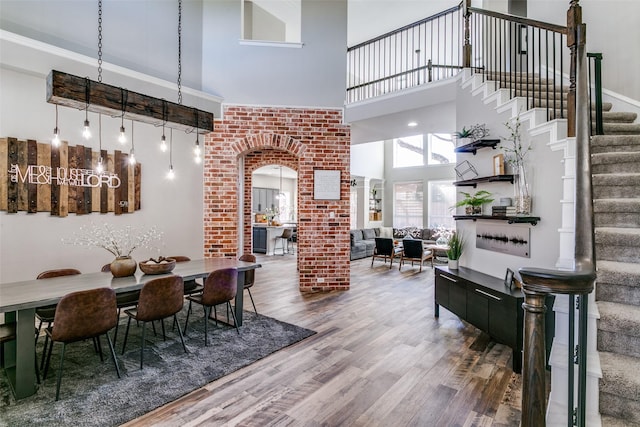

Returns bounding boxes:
[46,70,213,134]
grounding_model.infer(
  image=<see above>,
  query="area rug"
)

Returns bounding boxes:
[0,310,315,426]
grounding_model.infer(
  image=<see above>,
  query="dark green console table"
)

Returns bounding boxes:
[434,266,554,373]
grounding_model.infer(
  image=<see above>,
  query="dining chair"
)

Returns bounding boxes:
[371,238,400,269]
[121,275,187,369]
[184,268,239,345]
[239,254,258,313]
[399,239,433,272]
[101,263,140,347]
[42,287,121,401]
[36,268,81,371]
[274,229,293,255]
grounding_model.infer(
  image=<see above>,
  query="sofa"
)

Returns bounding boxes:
[349,226,442,260]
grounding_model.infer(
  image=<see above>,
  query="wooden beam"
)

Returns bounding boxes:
[46,70,213,133]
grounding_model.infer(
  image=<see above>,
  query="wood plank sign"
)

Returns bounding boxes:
[0,137,141,216]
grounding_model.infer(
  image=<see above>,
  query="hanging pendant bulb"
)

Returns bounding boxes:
[160,134,167,152]
[96,114,104,173]
[118,124,127,144]
[167,128,175,179]
[82,116,91,140]
[129,120,136,165]
[52,105,61,147]
[82,78,91,140]
[193,135,202,164]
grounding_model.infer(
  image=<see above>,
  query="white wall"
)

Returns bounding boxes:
[0,0,204,91]
[527,0,640,103]
[201,0,347,107]
[350,141,384,179]
[453,81,564,279]
[0,66,204,283]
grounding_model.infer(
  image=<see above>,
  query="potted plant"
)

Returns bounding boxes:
[451,190,494,215]
[446,231,464,269]
[455,123,490,144]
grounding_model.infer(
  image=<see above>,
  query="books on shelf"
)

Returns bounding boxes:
[492,206,517,216]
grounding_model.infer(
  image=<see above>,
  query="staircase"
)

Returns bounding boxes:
[465,68,640,424]
[592,112,640,425]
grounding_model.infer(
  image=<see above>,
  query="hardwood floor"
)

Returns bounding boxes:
[124,254,522,427]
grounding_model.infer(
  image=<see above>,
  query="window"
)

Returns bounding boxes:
[393,134,423,168]
[428,180,456,229]
[393,182,423,228]
[242,0,301,43]
[427,134,456,165]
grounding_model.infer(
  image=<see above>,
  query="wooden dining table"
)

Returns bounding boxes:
[0,257,261,400]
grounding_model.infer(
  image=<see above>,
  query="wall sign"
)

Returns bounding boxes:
[476,222,531,258]
[313,169,340,200]
[0,137,141,216]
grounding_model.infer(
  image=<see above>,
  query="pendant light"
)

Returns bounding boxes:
[193,110,201,164]
[96,113,104,174]
[82,78,91,140]
[52,104,61,147]
[167,128,175,180]
[128,120,136,165]
[160,100,168,152]
[118,88,127,144]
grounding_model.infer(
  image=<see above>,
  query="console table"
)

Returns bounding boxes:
[434,265,554,373]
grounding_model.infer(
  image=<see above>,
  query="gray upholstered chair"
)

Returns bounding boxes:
[43,287,121,400]
[185,268,239,345]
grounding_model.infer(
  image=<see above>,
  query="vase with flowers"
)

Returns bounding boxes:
[501,113,532,214]
[64,223,163,277]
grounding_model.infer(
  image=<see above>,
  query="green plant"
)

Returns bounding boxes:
[455,123,490,140]
[451,190,494,209]
[446,231,464,260]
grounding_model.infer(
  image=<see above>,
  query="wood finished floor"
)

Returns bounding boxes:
[124,255,522,427]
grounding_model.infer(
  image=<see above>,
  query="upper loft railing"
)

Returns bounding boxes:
[346,4,465,104]
[465,6,572,133]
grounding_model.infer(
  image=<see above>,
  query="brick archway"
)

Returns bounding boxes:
[206,105,351,291]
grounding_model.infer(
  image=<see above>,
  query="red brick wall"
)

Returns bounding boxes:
[205,106,351,291]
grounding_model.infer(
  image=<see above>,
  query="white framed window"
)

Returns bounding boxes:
[428,180,455,229]
[427,134,456,165]
[393,181,423,228]
[242,0,301,43]
[393,134,424,168]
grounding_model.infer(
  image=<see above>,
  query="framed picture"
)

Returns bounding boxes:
[313,170,341,200]
[504,268,515,289]
[493,154,505,176]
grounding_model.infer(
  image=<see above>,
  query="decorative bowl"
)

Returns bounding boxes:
[139,258,176,275]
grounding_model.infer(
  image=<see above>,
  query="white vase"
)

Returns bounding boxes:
[514,163,532,215]
[448,259,459,269]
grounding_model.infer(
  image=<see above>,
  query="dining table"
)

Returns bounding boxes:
[0,257,261,400]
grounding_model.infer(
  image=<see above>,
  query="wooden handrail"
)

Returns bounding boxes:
[518,2,596,425]
[468,7,568,34]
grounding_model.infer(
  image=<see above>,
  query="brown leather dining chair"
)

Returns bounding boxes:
[36,268,81,370]
[42,287,121,401]
[239,254,258,313]
[102,263,140,347]
[121,275,188,369]
[185,268,239,345]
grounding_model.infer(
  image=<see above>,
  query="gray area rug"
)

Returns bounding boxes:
[0,309,315,426]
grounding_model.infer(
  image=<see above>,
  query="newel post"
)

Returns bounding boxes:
[566,0,583,138]
[463,0,472,68]
[521,287,548,426]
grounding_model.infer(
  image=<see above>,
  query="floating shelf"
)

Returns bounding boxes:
[455,139,501,155]
[453,174,514,187]
[453,215,540,225]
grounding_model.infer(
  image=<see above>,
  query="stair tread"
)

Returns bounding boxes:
[600,351,640,398]
[596,226,640,236]
[598,301,640,335]
[600,414,640,427]
[598,259,640,277]
[594,199,640,212]
[592,152,640,163]
[592,135,640,145]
